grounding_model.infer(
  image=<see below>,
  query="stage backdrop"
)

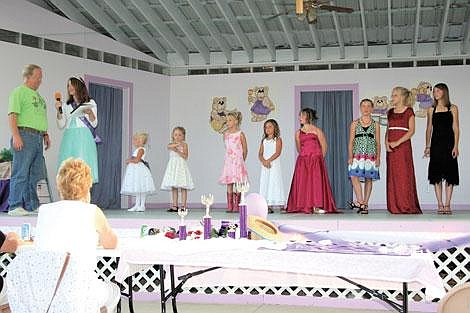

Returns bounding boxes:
[300,90,354,209]
[169,66,469,209]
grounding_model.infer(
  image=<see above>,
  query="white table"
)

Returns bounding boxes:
[115,237,446,313]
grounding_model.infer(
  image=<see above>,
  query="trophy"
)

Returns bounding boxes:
[201,194,214,240]
[177,207,188,240]
[235,181,250,238]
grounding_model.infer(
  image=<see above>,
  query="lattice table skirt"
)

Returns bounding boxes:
[1,247,469,303]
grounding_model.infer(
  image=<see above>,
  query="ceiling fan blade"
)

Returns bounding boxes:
[306,8,318,24]
[296,12,306,21]
[319,5,354,13]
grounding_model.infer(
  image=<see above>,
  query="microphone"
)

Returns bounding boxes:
[55,91,62,114]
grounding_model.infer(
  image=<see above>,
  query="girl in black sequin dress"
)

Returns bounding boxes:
[424,83,460,215]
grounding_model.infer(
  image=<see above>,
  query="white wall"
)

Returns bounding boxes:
[169,66,469,208]
[0,41,170,205]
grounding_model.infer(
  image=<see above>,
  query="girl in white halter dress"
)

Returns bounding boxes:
[258,119,285,212]
[121,133,155,212]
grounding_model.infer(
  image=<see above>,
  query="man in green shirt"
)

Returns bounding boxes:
[8,64,50,216]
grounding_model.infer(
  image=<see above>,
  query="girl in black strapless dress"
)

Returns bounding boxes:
[424,83,460,215]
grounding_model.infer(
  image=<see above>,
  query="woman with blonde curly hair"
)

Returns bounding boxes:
[34,158,119,312]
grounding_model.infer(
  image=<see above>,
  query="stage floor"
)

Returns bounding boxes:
[2,208,470,233]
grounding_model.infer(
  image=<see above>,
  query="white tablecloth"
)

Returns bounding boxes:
[115,237,446,300]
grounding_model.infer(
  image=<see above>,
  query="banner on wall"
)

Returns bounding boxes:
[247,86,275,122]
[210,96,236,133]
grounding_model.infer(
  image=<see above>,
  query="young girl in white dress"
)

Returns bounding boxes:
[121,132,155,212]
[161,127,194,212]
[258,119,285,213]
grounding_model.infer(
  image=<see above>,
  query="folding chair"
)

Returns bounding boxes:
[437,283,470,313]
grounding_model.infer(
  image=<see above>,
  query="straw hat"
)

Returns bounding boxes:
[247,216,283,241]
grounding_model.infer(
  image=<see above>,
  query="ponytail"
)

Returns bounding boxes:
[393,87,414,108]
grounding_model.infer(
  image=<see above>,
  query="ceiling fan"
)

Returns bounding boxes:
[267,0,354,24]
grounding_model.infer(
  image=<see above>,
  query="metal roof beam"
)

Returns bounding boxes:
[243,0,276,61]
[387,0,392,57]
[101,0,167,62]
[330,1,345,59]
[188,0,232,63]
[460,3,470,54]
[74,0,136,48]
[272,0,298,61]
[159,0,210,64]
[436,0,451,55]
[214,0,253,62]
[412,0,421,56]
[130,0,188,65]
[358,0,368,58]
[48,0,95,30]
[309,24,321,60]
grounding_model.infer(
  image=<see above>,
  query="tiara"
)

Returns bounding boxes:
[70,75,85,82]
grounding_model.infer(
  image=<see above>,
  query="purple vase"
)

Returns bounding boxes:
[203,217,212,240]
[179,225,187,240]
[239,204,247,238]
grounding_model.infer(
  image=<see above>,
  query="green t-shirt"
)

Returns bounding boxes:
[8,85,48,132]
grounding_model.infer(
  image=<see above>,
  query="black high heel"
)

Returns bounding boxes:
[348,201,361,210]
[347,201,360,210]
[167,206,178,212]
[358,204,368,215]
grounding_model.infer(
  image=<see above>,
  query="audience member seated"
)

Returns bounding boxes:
[34,158,119,312]
[0,230,20,309]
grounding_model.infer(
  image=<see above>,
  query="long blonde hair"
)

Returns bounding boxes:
[393,87,414,108]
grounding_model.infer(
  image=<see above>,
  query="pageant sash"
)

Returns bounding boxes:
[70,101,102,144]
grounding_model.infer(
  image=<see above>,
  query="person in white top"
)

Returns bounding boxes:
[258,119,285,213]
[34,158,119,312]
[161,127,194,212]
[0,230,20,306]
[121,132,156,212]
[56,76,99,183]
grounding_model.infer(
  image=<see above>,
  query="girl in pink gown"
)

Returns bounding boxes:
[287,108,337,214]
[218,111,248,212]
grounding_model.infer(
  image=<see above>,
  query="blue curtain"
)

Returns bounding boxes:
[89,83,123,209]
[300,90,353,209]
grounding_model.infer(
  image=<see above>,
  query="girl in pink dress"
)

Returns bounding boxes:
[219,111,248,212]
[286,108,337,214]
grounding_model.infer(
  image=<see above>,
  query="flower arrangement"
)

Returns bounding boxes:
[0,148,13,163]
[143,223,238,240]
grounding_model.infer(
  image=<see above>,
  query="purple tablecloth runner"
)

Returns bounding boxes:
[0,179,10,212]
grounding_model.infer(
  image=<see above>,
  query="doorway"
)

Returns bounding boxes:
[296,84,358,209]
[88,83,123,209]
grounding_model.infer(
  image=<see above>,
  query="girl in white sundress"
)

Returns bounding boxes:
[121,132,155,212]
[161,127,194,212]
[258,119,285,213]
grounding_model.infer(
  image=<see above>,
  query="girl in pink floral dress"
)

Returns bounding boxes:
[219,111,248,212]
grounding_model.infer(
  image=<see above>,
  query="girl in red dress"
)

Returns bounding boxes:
[386,87,422,214]
[286,108,337,214]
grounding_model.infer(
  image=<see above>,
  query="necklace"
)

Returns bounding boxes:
[360,116,372,126]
